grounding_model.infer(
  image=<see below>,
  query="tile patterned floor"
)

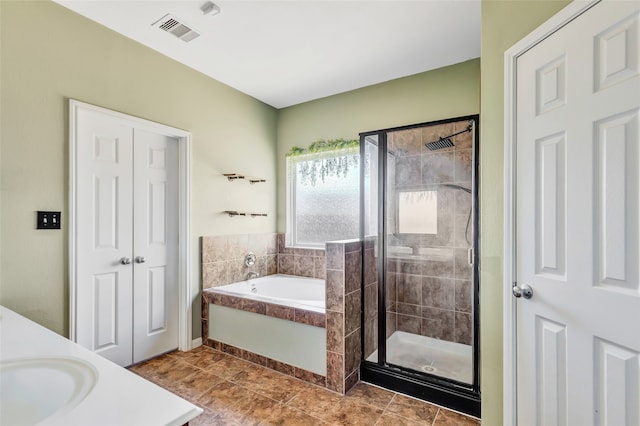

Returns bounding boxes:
[129,345,480,426]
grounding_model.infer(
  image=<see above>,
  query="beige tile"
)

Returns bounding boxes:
[326,243,345,270]
[278,254,294,275]
[326,310,344,353]
[154,360,200,386]
[262,405,326,426]
[433,408,481,425]
[385,394,439,424]
[325,351,344,394]
[203,353,253,379]
[170,370,225,400]
[346,382,395,409]
[326,269,345,312]
[295,255,315,277]
[324,398,383,425]
[295,309,326,328]
[233,392,283,425]
[286,385,343,419]
[196,380,251,411]
[188,408,222,426]
[376,412,424,426]
[183,347,229,368]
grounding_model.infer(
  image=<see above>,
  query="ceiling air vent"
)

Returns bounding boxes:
[152,14,200,42]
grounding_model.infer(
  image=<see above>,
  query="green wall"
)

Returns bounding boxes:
[276,58,481,232]
[1,0,577,422]
[0,0,278,337]
[479,1,571,424]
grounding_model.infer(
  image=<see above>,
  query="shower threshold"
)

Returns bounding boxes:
[366,331,472,384]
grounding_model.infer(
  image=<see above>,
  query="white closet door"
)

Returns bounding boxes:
[132,129,179,364]
[75,109,134,367]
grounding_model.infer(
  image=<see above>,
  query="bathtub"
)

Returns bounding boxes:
[203,274,327,377]
[210,274,325,312]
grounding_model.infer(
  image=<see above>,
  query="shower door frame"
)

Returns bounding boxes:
[359,115,481,417]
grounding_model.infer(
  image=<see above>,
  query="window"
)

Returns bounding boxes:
[286,146,360,248]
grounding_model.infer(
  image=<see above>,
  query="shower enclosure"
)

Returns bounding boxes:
[360,115,480,416]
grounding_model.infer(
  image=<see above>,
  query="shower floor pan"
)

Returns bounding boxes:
[366,331,472,384]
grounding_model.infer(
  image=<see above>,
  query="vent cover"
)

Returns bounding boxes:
[152,14,200,42]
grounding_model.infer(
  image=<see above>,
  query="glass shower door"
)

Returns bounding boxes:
[384,121,475,384]
[360,116,480,415]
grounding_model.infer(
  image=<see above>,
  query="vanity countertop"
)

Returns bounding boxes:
[0,306,202,426]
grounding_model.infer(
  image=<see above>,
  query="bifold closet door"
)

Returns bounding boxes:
[75,110,179,367]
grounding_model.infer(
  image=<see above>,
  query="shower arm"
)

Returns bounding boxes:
[425,124,472,145]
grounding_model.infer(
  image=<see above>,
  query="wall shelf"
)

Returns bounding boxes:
[224,210,268,218]
[223,173,266,184]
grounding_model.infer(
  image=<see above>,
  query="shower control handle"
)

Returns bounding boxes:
[512,283,533,299]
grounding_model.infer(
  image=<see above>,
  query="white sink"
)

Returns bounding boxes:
[1,357,98,426]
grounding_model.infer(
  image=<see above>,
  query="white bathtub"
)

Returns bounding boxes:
[207,274,327,376]
[211,274,325,312]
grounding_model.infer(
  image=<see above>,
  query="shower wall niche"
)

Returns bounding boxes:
[360,115,480,417]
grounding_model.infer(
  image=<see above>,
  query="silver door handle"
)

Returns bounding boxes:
[135,256,146,264]
[120,257,132,265]
[512,283,533,299]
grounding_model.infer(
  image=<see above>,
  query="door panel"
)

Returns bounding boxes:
[516,2,640,425]
[132,129,179,363]
[75,110,179,367]
[76,109,134,367]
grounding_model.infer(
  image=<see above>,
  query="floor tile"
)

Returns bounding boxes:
[170,369,225,400]
[285,385,344,419]
[233,393,283,425]
[188,408,221,426]
[385,394,439,424]
[197,380,253,412]
[260,405,325,426]
[140,348,480,426]
[154,360,201,386]
[204,354,254,379]
[323,398,384,425]
[375,412,425,426]
[346,382,395,409]
[433,408,481,425]
[182,347,229,367]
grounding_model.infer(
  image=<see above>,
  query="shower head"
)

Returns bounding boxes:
[425,120,474,151]
[425,137,454,151]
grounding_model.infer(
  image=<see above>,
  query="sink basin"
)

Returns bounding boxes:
[1,357,98,426]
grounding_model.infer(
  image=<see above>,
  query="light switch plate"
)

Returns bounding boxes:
[37,211,61,229]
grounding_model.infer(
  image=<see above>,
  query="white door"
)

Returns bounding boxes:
[515,1,640,425]
[132,129,179,364]
[76,108,134,367]
[75,109,179,367]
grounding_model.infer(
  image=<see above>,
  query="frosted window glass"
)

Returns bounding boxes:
[398,191,438,234]
[287,151,360,247]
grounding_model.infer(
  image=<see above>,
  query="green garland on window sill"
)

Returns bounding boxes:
[286,138,360,186]
[286,138,359,157]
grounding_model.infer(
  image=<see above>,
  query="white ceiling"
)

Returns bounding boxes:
[54,1,480,109]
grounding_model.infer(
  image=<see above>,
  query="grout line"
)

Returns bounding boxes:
[431,408,441,426]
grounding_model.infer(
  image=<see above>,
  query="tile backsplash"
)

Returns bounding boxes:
[201,233,325,289]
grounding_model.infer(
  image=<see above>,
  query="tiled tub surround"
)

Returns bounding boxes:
[386,120,474,347]
[325,240,362,394]
[201,234,373,394]
[202,277,327,386]
[201,233,326,289]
